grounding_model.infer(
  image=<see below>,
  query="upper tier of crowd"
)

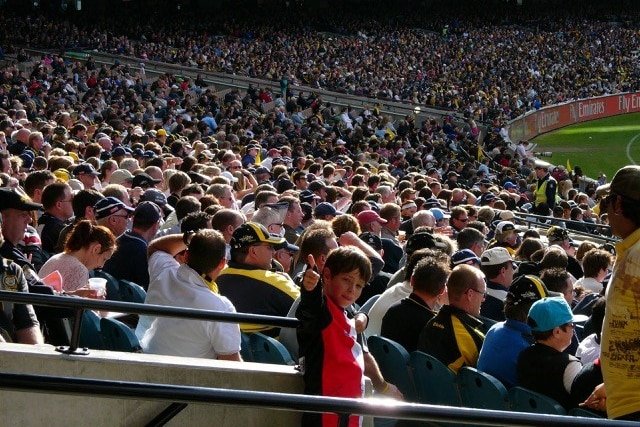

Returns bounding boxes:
[1,0,639,122]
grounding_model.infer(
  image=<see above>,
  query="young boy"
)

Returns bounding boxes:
[296,246,372,427]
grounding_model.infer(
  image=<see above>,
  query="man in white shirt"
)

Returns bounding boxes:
[141,229,242,361]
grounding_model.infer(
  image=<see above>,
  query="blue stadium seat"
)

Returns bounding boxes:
[410,351,459,406]
[78,310,104,350]
[92,270,121,301]
[457,367,509,410]
[368,335,415,401]
[100,317,142,352]
[508,386,566,415]
[118,279,146,304]
[358,294,380,315]
[249,332,294,365]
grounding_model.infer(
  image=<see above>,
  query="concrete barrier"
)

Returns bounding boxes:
[0,343,303,426]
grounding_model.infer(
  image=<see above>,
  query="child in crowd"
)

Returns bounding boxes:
[296,246,372,427]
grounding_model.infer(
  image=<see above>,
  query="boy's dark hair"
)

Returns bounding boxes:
[187,229,226,275]
[540,268,571,294]
[323,246,372,285]
[581,249,612,278]
[71,189,105,219]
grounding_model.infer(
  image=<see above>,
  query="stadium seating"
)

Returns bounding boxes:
[508,386,566,415]
[410,351,459,406]
[100,317,142,353]
[248,332,294,365]
[367,336,415,400]
[457,367,510,410]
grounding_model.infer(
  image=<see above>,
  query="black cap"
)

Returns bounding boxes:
[0,188,42,211]
[132,173,161,188]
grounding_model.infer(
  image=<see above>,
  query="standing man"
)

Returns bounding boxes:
[594,166,640,420]
[533,159,557,215]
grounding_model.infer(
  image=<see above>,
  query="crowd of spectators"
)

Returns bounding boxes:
[0,1,638,421]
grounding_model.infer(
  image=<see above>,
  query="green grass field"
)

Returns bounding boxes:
[531,112,640,180]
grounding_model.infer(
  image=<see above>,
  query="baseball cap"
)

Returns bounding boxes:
[546,226,569,242]
[112,146,127,157]
[53,168,72,182]
[357,210,388,226]
[308,180,327,192]
[255,166,271,176]
[220,171,238,183]
[405,232,447,256]
[0,188,42,211]
[359,232,383,251]
[527,296,581,332]
[423,197,444,209]
[477,178,492,187]
[495,210,516,221]
[73,163,100,176]
[133,201,162,224]
[452,249,481,266]
[506,275,560,307]
[109,169,134,185]
[299,189,321,204]
[504,181,517,190]
[534,159,551,169]
[230,222,287,250]
[140,188,168,207]
[131,173,161,188]
[430,208,450,221]
[156,129,167,137]
[596,165,640,202]
[496,221,520,234]
[94,196,134,220]
[314,202,341,217]
[481,247,513,266]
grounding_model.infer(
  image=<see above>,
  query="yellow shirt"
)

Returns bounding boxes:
[602,227,640,419]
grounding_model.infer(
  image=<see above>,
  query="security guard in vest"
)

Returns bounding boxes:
[533,159,557,215]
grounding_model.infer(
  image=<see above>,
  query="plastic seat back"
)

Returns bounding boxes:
[240,332,253,362]
[568,407,604,418]
[368,336,415,400]
[409,351,459,406]
[358,294,380,315]
[508,386,566,415]
[92,270,121,301]
[249,332,294,365]
[118,279,146,304]
[78,310,104,350]
[100,317,142,352]
[457,367,509,410]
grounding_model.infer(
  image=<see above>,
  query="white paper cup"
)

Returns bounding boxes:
[88,278,107,296]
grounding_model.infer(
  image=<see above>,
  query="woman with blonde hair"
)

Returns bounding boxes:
[39,220,117,293]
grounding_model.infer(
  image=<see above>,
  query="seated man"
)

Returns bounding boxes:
[217,222,300,336]
[517,297,583,410]
[141,229,241,360]
[418,264,487,373]
[478,275,558,387]
[381,255,450,353]
[0,234,43,344]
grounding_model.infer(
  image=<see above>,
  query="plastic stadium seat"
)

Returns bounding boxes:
[92,270,121,301]
[508,386,566,415]
[457,367,509,410]
[118,279,147,304]
[568,407,604,418]
[240,332,253,362]
[368,335,416,401]
[358,294,380,315]
[78,310,104,350]
[100,317,142,352]
[249,332,294,365]
[410,351,460,406]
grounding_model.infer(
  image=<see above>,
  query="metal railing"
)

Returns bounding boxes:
[0,290,298,355]
[513,212,617,244]
[0,372,635,427]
